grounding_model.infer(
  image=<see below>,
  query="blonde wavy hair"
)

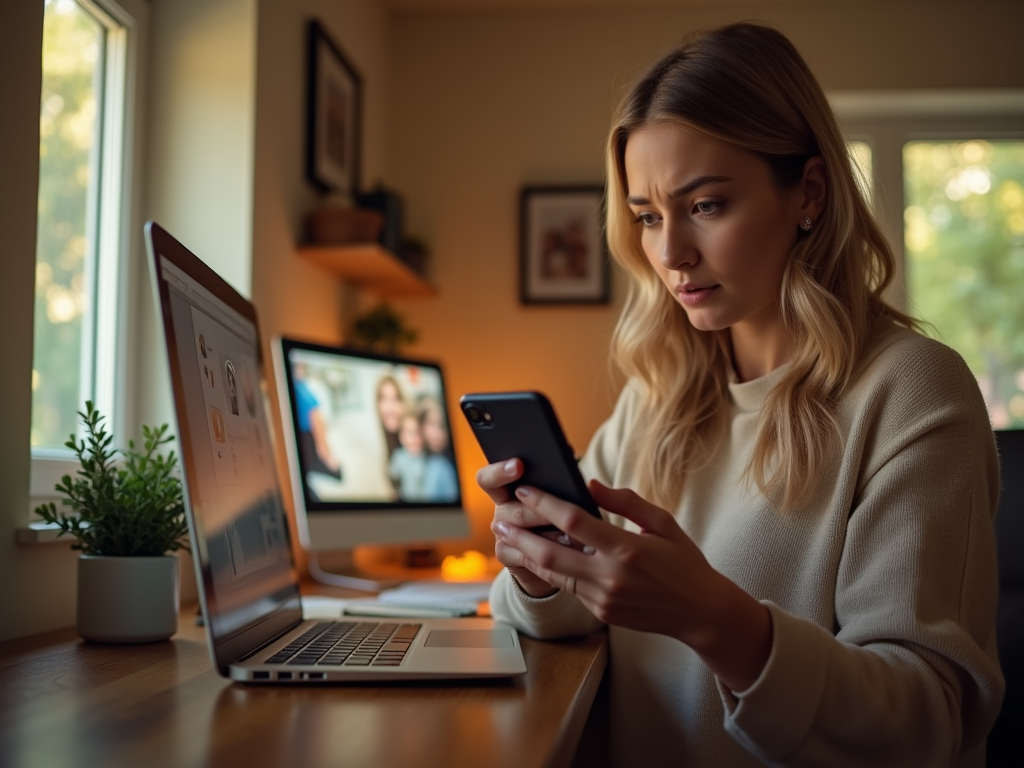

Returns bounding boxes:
[606,22,917,510]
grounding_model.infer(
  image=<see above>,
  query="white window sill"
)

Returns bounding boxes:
[16,522,80,545]
[24,452,82,544]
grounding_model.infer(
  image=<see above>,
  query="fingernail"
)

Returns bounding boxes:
[515,486,530,499]
[504,460,517,475]
[495,522,510,537]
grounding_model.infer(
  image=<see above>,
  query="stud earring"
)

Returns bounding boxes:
[800,217,814,232]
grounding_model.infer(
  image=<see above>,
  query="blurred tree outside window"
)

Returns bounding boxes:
[33,0,120,451]
[905,140,1024,428]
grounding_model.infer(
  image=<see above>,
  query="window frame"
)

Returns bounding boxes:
[29,0,140,518]
[832,90,1024,312]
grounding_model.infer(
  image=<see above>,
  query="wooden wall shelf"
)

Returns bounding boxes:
[298,243,436,297]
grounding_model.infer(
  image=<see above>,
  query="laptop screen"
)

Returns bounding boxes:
[277,338,462,512]
[148,224,301,658]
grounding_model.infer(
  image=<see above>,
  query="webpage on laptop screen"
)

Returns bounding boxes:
[161,257,297,638]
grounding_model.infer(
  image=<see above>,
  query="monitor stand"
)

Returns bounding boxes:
[307,550,407,592]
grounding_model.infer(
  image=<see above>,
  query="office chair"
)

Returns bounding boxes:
[987,429,1024,767]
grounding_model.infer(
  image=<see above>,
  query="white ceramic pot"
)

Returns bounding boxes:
[77,555,180,643]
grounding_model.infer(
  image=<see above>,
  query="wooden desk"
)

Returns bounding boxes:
[0,604,607,768]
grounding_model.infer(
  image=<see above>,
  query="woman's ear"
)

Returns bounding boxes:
[796,156,827,224]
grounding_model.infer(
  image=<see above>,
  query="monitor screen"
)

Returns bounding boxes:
[274,338,468,550]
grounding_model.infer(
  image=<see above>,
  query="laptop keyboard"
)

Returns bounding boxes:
[265,621,422,667]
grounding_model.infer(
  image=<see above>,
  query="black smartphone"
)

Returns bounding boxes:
[459,391,600,531]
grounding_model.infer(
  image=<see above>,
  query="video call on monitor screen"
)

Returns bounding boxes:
[280,341,462,512]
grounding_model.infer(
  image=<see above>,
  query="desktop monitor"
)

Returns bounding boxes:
[272,337,470,560]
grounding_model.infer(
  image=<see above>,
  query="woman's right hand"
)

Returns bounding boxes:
[477,458,563,598]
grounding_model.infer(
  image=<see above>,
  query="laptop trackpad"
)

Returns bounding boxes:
[423,629,515,648]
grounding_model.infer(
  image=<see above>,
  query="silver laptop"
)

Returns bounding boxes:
[145,221,526,682]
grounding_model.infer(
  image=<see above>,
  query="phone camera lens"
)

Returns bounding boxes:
[465,406,493,426]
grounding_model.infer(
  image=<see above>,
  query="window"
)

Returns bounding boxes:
[31,0,135,505]
[33,0,127,456]
[904,140,1024,427]
[836,92,1024,427]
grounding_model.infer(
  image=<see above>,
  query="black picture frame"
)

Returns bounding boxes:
[306,20,362,198]
[519,185,609,305]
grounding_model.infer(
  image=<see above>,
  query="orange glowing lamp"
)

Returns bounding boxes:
[441,550,491,582]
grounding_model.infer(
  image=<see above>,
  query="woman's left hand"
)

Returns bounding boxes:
[495,479,773,691]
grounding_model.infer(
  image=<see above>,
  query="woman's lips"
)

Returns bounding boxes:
[675,283,719,306]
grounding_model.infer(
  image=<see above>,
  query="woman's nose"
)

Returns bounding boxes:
[660,224,699,271]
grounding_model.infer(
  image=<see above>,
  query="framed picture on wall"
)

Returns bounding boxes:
[519,185,609,305]
[306,19,362,198]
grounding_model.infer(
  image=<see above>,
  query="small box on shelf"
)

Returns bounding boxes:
[305,206,384,245]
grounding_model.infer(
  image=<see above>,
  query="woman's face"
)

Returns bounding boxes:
[623,122,806,335]
[378,381,403,432]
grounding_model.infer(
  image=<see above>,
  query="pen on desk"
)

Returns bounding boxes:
[342,603,477,619]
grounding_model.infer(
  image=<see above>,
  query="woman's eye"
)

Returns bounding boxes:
[634,212,660,227]
[694,201,724,218]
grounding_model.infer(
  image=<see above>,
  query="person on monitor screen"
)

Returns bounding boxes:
[376,374,407,459]
[480,23,1003,768]
[293,363,341,482]
[418,396,459,503]
[390,410,427,501]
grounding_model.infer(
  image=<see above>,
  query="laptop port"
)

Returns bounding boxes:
[300,672,326,681]
[253,671,270,680]
[277,671,293,680]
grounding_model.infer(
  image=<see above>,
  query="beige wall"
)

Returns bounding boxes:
[5,0,1023,641]
[251,0,393,571]
[146,0,257,297]
[386,0,1024,546]
[251,0,392,348]
[137,0,258,442]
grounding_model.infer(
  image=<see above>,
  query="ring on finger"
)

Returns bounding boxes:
[564,575,576,596]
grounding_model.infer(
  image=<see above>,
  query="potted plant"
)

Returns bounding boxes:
[35,402,189,643]
[350,302,419,354]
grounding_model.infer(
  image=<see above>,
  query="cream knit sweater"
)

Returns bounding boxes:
[490,322,1004,767]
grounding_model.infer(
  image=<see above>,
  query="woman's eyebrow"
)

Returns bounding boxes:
[626,175,735,205]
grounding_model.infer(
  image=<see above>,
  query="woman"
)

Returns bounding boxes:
[376,374,407,458]
[483,23,1004,768]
